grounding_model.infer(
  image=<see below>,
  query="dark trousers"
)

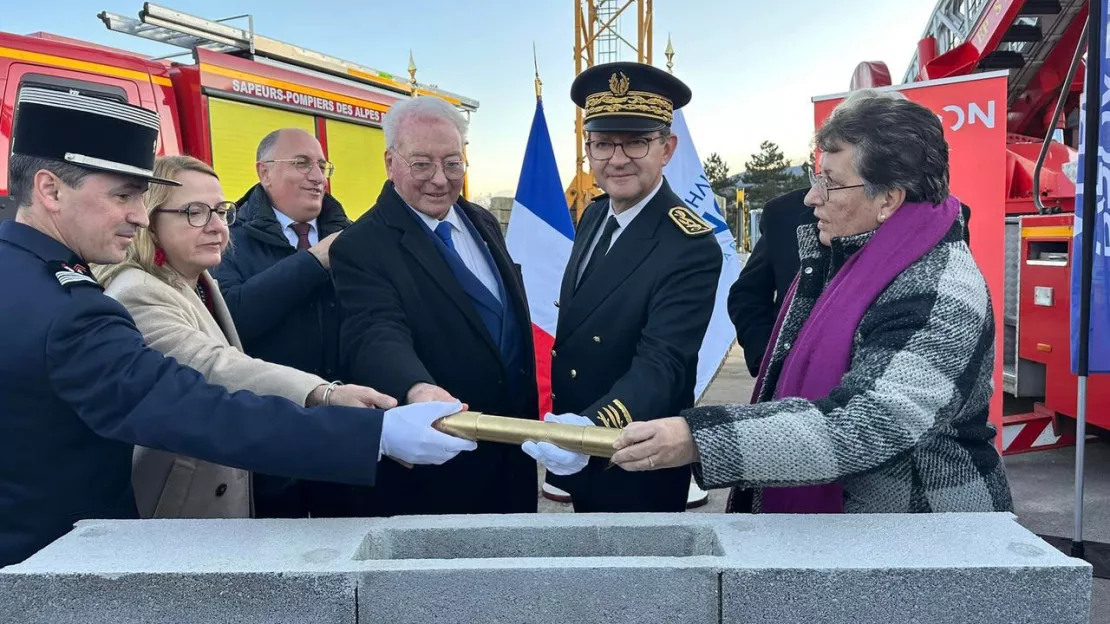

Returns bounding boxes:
[557,459,690,513]
[341,445,538,517]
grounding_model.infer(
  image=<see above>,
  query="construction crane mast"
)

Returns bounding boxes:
[566,0,653,222]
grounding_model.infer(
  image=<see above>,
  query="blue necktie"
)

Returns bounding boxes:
[435,221,457,252]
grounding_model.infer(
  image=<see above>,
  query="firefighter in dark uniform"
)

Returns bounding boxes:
[0,88,473,567]
[525,62,723,512]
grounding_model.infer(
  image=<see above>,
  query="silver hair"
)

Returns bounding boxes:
[383,96,468,150]
[816,95,949,205]
[837,87,907,110]
[256,129,282,161]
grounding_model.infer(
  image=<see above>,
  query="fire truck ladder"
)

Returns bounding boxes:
[905,0,1085,107]
[98,2,478,111]
[903,0,990,82]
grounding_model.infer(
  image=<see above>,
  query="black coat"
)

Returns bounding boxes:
[211,184,353,518]
[727,188,815,377]
[330,181,539,516]
[547,179,723,512]
[213,184,350,380]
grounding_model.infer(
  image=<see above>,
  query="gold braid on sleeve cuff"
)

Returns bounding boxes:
[595,400,634,428]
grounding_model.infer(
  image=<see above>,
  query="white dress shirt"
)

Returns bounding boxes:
[272,208,319,249]
[576,177,663,285]
[412,205,502,303]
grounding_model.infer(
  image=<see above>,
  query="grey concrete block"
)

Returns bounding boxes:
[354,515,724,623]
[0,519,370,624]
[358,565,720,624]
[0,572,357,624]
[0,512,1091,624]
[711,512,1090,570]
[714,513,1092,624]
[357,523,724,560]
[723,567,1090,624]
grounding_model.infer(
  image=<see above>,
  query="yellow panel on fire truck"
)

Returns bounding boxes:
[207,97,315,201]
[325,118,386,221]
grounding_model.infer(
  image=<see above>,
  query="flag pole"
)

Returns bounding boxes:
[665,34,674,74]
[534,42,542,101]
[1073,0,1102,561]
[662,34,711,508]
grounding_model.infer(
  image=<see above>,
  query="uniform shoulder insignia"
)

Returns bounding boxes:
[667,206,713,237]
[47,260,103,291]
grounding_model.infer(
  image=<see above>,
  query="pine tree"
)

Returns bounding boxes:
[742,141,805,210]
[702,153,731,194]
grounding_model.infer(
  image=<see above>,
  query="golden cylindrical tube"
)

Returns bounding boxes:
[432,411,620,458]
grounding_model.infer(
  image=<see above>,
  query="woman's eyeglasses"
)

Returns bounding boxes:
[808,170,865,202]
[153,201,237,227]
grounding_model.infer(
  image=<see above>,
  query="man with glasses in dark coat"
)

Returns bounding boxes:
[212,128,385,518]
[330,96,540,516]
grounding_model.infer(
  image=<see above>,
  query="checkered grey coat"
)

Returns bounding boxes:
[686,221,1013,513]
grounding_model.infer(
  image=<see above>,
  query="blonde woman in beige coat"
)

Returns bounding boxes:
[96,155,398,519]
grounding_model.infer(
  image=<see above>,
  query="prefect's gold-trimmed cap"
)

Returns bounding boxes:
[570,61,691,133]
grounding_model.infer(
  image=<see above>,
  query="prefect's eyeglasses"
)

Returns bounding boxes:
[584,135,665,160]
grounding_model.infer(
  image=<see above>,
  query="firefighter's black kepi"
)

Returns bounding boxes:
[570,61,692,133]
[10,86,179,186]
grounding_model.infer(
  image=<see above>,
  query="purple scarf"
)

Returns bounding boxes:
[751,196,960,514]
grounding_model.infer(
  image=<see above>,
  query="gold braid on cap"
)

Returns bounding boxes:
[582,70,673,124]
[584,91,673,124]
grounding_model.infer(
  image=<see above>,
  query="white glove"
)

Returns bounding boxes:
[379,400,477,465]
[521,413,593,476]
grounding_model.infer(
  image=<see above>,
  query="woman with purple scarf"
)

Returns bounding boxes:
[609,92,1014,514]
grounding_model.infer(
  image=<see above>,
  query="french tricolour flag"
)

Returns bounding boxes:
[505,98,575,417]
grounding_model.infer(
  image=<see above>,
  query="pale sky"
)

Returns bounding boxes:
[8,1,936,197]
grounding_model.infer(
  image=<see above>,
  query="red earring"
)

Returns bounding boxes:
[153,248,166,266]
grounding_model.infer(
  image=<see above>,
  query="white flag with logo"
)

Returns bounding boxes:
[663,109,743,400]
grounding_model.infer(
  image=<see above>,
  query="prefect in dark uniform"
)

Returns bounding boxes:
[0,88,385,567]
[547,62,723,512]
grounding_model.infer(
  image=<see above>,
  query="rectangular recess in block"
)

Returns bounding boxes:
[355,525,724,560]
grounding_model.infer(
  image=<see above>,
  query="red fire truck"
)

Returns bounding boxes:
[850,0,1099,453]
[0,3,478,223]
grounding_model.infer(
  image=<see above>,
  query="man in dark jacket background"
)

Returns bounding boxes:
[727,188,815,377]
[212,127,379,518]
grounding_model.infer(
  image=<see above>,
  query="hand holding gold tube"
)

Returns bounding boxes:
[432,411,620,458]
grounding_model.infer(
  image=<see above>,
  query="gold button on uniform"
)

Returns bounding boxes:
[570,370,577,378]
[593,336,602,343]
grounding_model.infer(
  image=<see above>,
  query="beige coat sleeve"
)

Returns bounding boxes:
[109,271,324,406]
